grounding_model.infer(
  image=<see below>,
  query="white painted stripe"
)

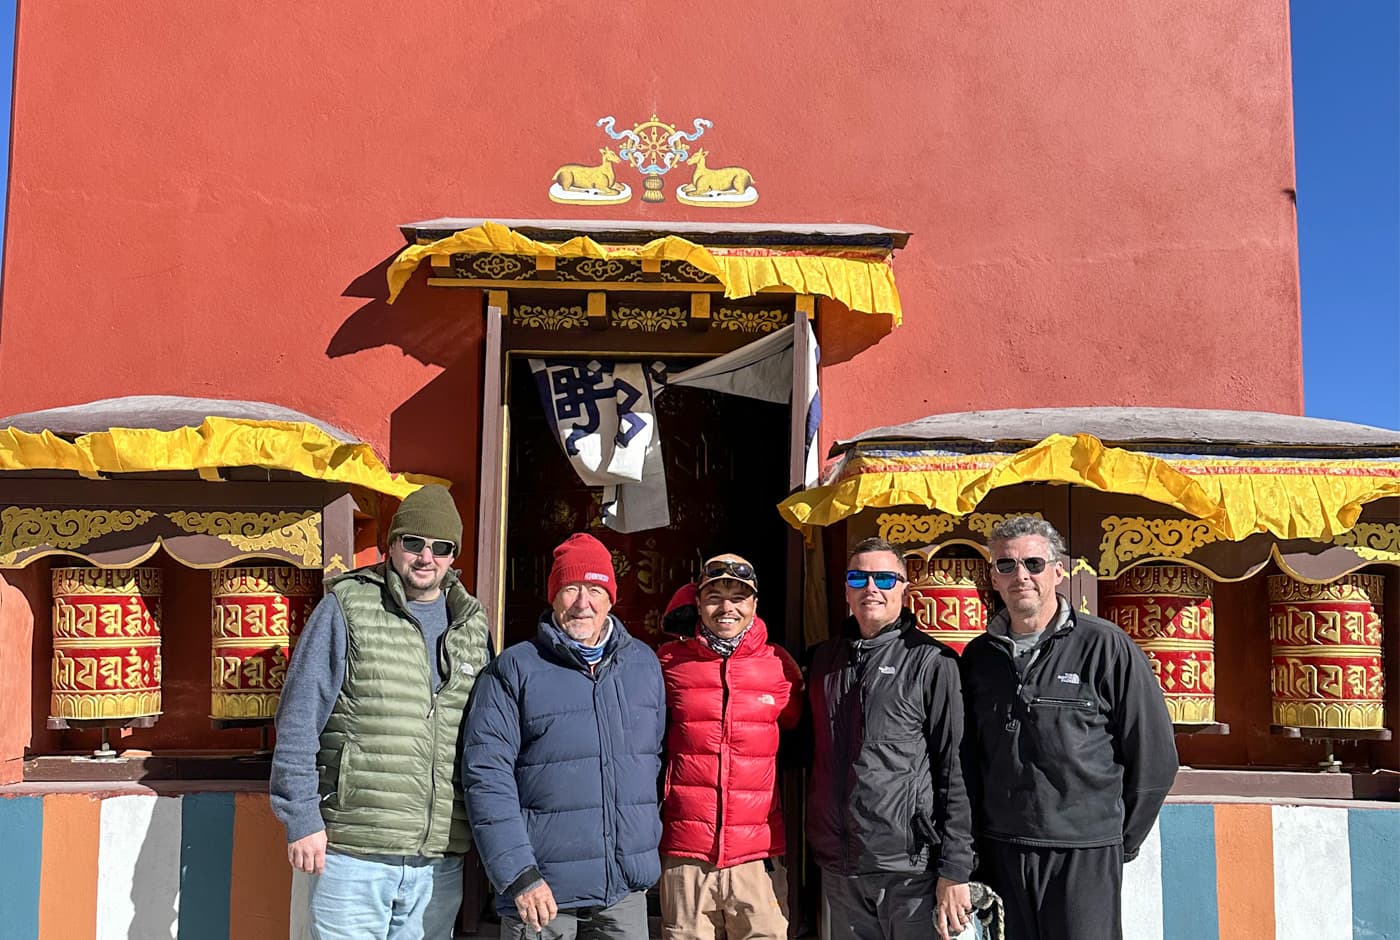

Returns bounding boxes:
[1121,817,1165,940]
[1273,804,1352,940]
[96,794,183,940]
[289,869,314,940]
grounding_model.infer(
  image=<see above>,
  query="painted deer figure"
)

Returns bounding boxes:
[552,148,624,194]
[684,148,754,195]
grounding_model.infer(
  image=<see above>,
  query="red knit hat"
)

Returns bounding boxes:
[548,533,617,603]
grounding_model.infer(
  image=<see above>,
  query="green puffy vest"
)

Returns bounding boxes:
[316,562,491,857]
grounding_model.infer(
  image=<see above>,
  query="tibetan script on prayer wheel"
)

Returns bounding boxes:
[210,566,322,720]
[50,567,162,721]
[1101,564,1216,723]
[1268,573,1385,731]
[903,553,988,653]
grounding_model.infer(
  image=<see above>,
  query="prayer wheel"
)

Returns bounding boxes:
[1268,573,1385,730]
[50,567,163,721]
[210,566,321,719]
[903,553,988,653]
[1101,565,1215,723]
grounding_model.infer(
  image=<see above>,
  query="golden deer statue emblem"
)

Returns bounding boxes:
[677,148,758,206]
[549,148,632,205]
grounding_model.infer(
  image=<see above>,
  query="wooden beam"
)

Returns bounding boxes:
[587,291,608,330]
[427,277,728,293]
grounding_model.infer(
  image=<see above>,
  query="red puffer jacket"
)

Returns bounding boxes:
[658,617,804,866]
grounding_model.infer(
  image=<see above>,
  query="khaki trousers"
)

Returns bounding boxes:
[660,855,790,940]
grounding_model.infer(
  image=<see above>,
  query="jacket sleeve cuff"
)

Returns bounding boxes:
[504,866,545,899]
[281,806,326,844]
[937,862,973,884]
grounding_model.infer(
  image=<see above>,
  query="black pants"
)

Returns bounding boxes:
[978,841,1122,940]
[821,869,938,940]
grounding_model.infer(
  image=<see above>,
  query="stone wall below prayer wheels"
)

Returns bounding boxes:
[1268,574,1386,731]
[50,567,163,721]
[903,554,988,654]
[1101,565,1216,723]
[210,566,322,720]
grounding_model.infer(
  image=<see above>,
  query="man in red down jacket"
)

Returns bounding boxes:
[657,553,804,940]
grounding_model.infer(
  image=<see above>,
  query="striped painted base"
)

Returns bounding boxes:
[1123,801,1400,939]
[0,793,1396,938]
[0,791,290,940]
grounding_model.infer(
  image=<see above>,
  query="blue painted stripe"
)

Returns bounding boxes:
[0,796,44,940]
[1158,803,1219,940]
[1348,808,1400,939]
[176,792,234,940]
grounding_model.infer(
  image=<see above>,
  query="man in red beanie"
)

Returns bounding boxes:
[656,554,803,940]
[464,532,665,940]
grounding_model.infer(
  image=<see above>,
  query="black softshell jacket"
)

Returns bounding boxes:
[960,607,1178,858]
[806,611,975,882]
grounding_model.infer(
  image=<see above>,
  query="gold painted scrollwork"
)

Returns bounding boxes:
[0,507,157,565]
[876,512,955,545]
[713,307,786,333]
[1098,516,1220,579]
[612,305,686,332]
[1331,523,1400,563]
[166,511,321,568]
[471,254,526,279]
[511,304,587,330]
[576,258,627,280]
[965,512,1045,540]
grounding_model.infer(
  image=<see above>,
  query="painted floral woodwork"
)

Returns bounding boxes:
[1268,574,1385,730]
[50,567,162,721]
[210,566,321,719]
[1101,565,1216,723]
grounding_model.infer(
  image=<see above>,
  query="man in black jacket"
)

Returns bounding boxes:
[807,537,975,940]
[961,516,1177,940]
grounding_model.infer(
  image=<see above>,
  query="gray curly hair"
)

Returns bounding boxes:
[987,516,1067,559]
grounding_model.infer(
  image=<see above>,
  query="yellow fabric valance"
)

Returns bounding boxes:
[0,417,447,500]
[778,433,1400,542]
[386,221,904,324]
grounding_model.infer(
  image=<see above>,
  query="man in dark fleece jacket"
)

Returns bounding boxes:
[807,537,975,940]
[961,516,1177,940]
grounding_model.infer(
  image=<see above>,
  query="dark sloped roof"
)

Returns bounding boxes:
[1,395,357,443]
[840,406,1400,453]
[399,217,910,249]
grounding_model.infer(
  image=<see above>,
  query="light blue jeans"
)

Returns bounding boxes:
[308,850,464,939]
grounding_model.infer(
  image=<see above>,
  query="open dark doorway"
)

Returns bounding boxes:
[501,356,792,651]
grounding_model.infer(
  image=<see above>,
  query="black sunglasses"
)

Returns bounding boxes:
[400,534,456,558]
[993,556,1052,575]
[845,570,906,590]
[703,559,756,586]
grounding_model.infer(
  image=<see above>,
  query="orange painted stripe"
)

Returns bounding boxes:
[37,793,102,940]
[1214,803,1276,937]
[228,793,292,940]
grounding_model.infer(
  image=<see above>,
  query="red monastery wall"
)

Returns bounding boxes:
[1,1,1300,481]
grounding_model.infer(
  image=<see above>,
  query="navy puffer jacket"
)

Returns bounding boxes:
[463,613,665,915]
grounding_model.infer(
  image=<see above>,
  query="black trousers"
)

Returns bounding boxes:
[978,841,1122,940]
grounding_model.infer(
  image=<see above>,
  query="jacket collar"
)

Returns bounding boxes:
[334,561,476,626]
[844,608,917,647]
[986,595,1072,647]
[535,610,631,672]
[685,615,771,659]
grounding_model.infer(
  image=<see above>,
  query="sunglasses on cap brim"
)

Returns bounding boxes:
[702,559,757,587]
[399,535,456,557]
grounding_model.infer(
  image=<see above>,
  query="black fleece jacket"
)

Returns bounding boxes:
[959,603,1177,859]
[806,610,975,882]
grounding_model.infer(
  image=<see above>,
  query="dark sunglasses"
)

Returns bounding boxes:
[845,570,906,590]
[703,559,756,586]
[993,556,1052,575]
[400,534,456,558]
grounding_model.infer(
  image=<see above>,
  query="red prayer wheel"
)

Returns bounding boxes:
[1268,573,1385,730]
[903,553,988,653]
[50,567,163,721]
[210,566,322,719]
[1101,565,1215,723]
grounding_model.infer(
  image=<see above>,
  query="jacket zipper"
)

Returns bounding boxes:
[1030,696,1094,710]
[717,656,731,862]
[418,607,463,855]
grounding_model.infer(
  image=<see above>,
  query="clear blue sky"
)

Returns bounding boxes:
[0,5,1394,428]
[1292,1,1400,430]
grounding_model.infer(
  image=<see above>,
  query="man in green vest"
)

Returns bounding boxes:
[272,483,493,939]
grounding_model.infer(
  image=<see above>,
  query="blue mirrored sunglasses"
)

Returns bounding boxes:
[845,570,906,590]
